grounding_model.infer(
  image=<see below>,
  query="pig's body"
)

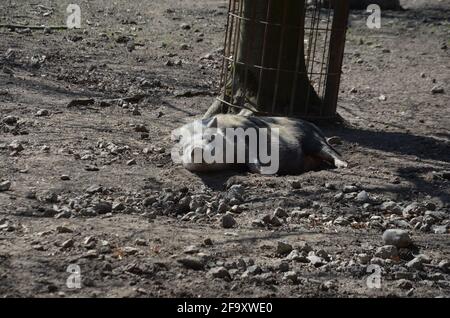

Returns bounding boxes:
[173,115,347,175]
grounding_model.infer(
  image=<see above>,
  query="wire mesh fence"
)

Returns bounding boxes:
[217,0,349,120]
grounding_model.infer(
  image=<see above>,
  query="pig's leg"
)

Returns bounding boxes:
[316,144,348,168]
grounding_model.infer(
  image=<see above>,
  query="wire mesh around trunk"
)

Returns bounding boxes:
[217,0,349,120]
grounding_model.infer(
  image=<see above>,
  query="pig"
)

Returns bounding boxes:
[171,114,347,175]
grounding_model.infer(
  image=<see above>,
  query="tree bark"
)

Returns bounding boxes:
[205,0,321,118]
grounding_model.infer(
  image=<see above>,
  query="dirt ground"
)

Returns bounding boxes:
[0,0,449,298]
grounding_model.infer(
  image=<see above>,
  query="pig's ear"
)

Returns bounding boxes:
[206,117,218,128]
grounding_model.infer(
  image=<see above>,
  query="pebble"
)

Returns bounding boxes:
[374,245,398,259]
[382,229,412,248]
[406,257,423,270]
[61,239,74,249]
[2,115,18,125]
[245,265,262,276]
[208,267,231,280]
[276,241,293,255]
[56,226,73,234]
[0,180,11,192]
[126,159,137,166]
[36,109,50,117]
[307,255,326,267]
[274,207,288,218]
[93,201,112,214]
[183,245,200,254]
[438,260,449,273]
[431,86,444,94]
[356,191,369,203]
[343,185,359,193]
[283,271,299,283]
[221,213,236,229]
[60,175,70,181]
[396,279,413,290]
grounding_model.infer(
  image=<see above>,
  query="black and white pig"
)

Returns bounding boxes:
[171,115,347,175]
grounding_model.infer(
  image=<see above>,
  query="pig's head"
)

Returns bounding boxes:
[172,117,230,172]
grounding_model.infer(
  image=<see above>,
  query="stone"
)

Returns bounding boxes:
[274,207,288,218]
[245,265,262,276]
[438,260,449,273]
[221,213,236,229]
[343,185,359,193]
[0,181,11,192]
[307,255,326,267]
[209,267,231,280]
[93,201,112,214]
[56,226,73,234]
[2,115,18,125]
[396,279,413,290]
[382,229,412,248]
[283,271,299,283]
[356,191,370,203]
[374,245,398,259]
[36,109,50,117]
[276,241,293,255]
[406,258,423,271]
[61,239,74,249]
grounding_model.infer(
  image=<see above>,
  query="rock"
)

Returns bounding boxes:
[297,241,313,253]
[438,260,450,273]
[343,185,358,193]
[382,229,412,248]
[180,23,191,30]
[2,115,18,125]
[61,239,74,249]
[274,207,288,218]
[356,191,369,203]
[126,159,136,166]
[86,185,103,194]
[396,279,413,290]
[431,86,444,94]
[276,241,293,255]
[374,245,398,259]
[0,181,11,192]
[380,201,401,213]
[285,250,309,263]
[277,261,290,272]
[283,271,299,283]
[177,257,204,270]
[320,280,337,291]
[60,175,70,181]
[402,203,424,217]
[56,226,73,234]
[406,258,423,271]
[307,255,326,267]
[221,213,236,229]
[93,201,112,214]
[183,245,200,254]
[209,267,231,280]
[357,253,371,264]
[291,180,302,189]
[134,124,148,133]
[36,109,50,117]
[245,265,262,276]
[9,141,24,152]
[112,202,125,212]
[316,249,331,262]
[203,238,213,246]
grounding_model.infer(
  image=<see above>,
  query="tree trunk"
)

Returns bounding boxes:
[205,0,321,118]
